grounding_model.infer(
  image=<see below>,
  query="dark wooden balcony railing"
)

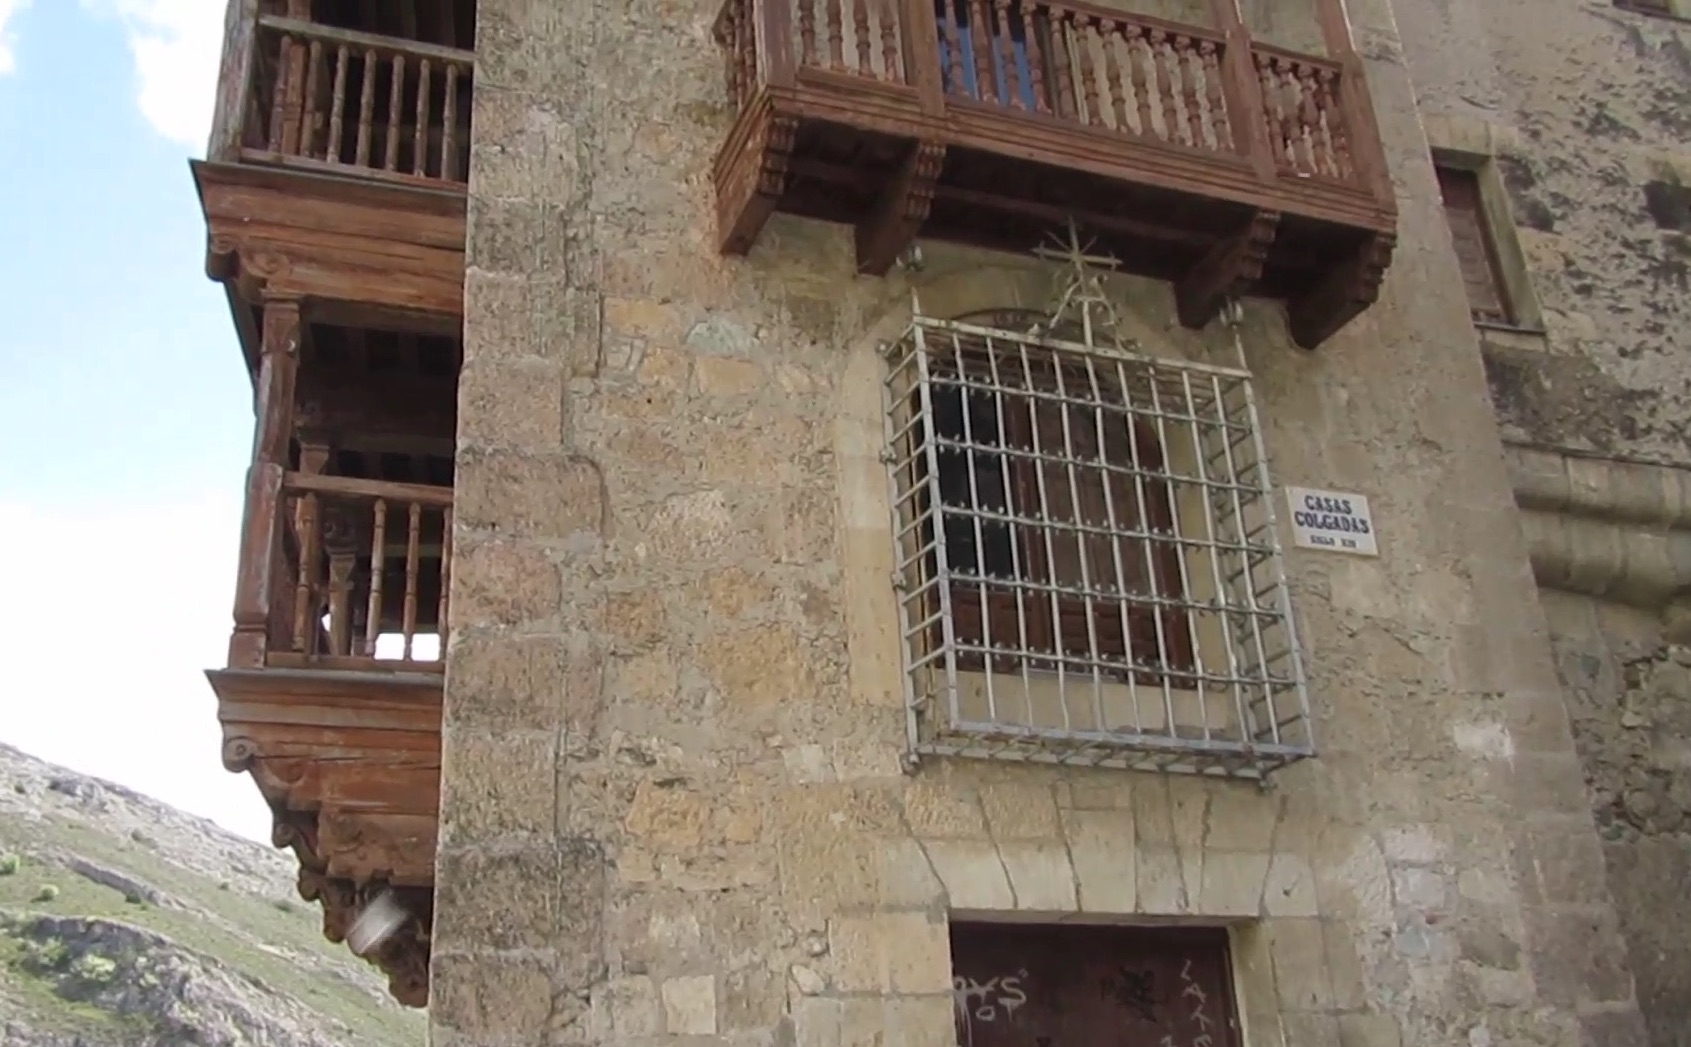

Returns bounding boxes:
[237,17,473,189]
[236,471,452,673]
[711,0,1397,348]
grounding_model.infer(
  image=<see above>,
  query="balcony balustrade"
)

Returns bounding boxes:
[711,0,1398,347]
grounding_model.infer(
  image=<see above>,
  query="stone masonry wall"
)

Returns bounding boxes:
[1391,0,1691,464]
[1392,4,1691,1042]
[1540,590,1691,1047]
[433,1,1645,1046]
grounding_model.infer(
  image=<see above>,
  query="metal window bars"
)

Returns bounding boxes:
[881,310,1313,780]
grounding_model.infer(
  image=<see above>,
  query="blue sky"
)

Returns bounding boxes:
[0,0,276,841]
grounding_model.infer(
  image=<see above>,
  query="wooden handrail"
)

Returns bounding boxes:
[283,471,455,507]
[1042,0,1228,46]
[256,15,475,65]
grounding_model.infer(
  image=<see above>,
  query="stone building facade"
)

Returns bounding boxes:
[427,2,1688,1047]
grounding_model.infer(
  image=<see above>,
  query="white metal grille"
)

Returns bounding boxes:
[882,313,1313,779]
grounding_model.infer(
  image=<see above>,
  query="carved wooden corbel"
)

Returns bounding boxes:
[856,140,947,277]
[718,111,798,255]
[1287,229,1397,350]
[1175,209,1280,330]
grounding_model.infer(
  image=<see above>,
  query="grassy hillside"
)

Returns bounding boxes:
[0,743,427,1046]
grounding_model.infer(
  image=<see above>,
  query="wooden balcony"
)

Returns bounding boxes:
[203,301,456,1007]
[711,0,1398,347]
[194,14,472,332]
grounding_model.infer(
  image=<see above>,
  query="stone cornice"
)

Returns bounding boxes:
[1507,441,1691,617]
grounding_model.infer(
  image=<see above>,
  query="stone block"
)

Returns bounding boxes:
[875,836,947,910]
[904,780,988,839]
[1062,807,1137,913]
[1521,905,1635,1006]
[624,778,713,851]
[998,841,1078,911]
[779,830,881,914]
[978,782,1062,840]
[662,975,719,1035]
[438,727,557,843]
[462,268,534,363]
[604,588,666,651]
[450,536,563,629]
[457,357,568,452]
[1337,1014,1404,1047]
[827,912,952,994]
[1578,1008,1650,1047]
[446,632,602,735]
[1510,823,1610,907]
[456,449,604,538]
[1198,851,1271,917]
[434,844,565,951]
[1136,846,1187,914]
[429,951,557,1039]
[721,965,784,1032]
[705,622,816,710]
[1205,785,1279,852]
[696,355,765,397]
[1132,776,1177,846]
[1322,919,1369,1009]
[467,196,542,274]
[923,838,1016,910]
[1263,851,1320,917]
[1281,1013,1342,1047]
[1267,917,1334,1012]
[592,975,662,1038]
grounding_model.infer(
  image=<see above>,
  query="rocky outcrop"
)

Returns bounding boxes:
[0,742,425,1046]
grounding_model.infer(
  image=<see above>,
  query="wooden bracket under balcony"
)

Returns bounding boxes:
[710,0,1400,349]
[209,666,441,1007]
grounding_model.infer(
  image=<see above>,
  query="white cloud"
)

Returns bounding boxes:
[0,0,29,76]
[0,495,273,841]
[97,0,224,148]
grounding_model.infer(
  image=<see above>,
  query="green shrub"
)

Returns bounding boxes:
[69,952,118,983]
[32,884,59,903]
[0,854,19,875]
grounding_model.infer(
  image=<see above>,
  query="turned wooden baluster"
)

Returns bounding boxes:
[1126,25,1151,134]
[853,0,871,73]
[442,64,460,180]
[967,0,993,100]
[1179,38,1205,148]
[1075,14,1099,123]
[879,0,899,82]
[1315,67,1351,177]
[267,34,293,152]
[1255,53,1285,167]
[1201,40,1228,150]
[299,39,324,157]
[355,48,376,166]
[1296,65,1324,174]
[827,0,845,69]
[992,0,1020,107]
[1049,9,1076,119]
[1150,29,1174,141]
[1016,2,1044,110]
[327,45,348,162]
[414,59,433,176]
[401,501,422,659]
[937,0,962,92]
[1274,57,1302,170]
[292,493,321,652]
[365,498,388,653]
[384,55,405,171]
[437,506,453,656]
[797,0,816,67]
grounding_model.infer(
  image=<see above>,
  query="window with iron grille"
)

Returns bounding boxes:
[884,311,1312,779]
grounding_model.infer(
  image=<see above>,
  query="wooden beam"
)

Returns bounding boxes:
[1175,209,1279,329]
[1287,230,1396,349]
[207,0,259,161]
[855,140,946,276]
